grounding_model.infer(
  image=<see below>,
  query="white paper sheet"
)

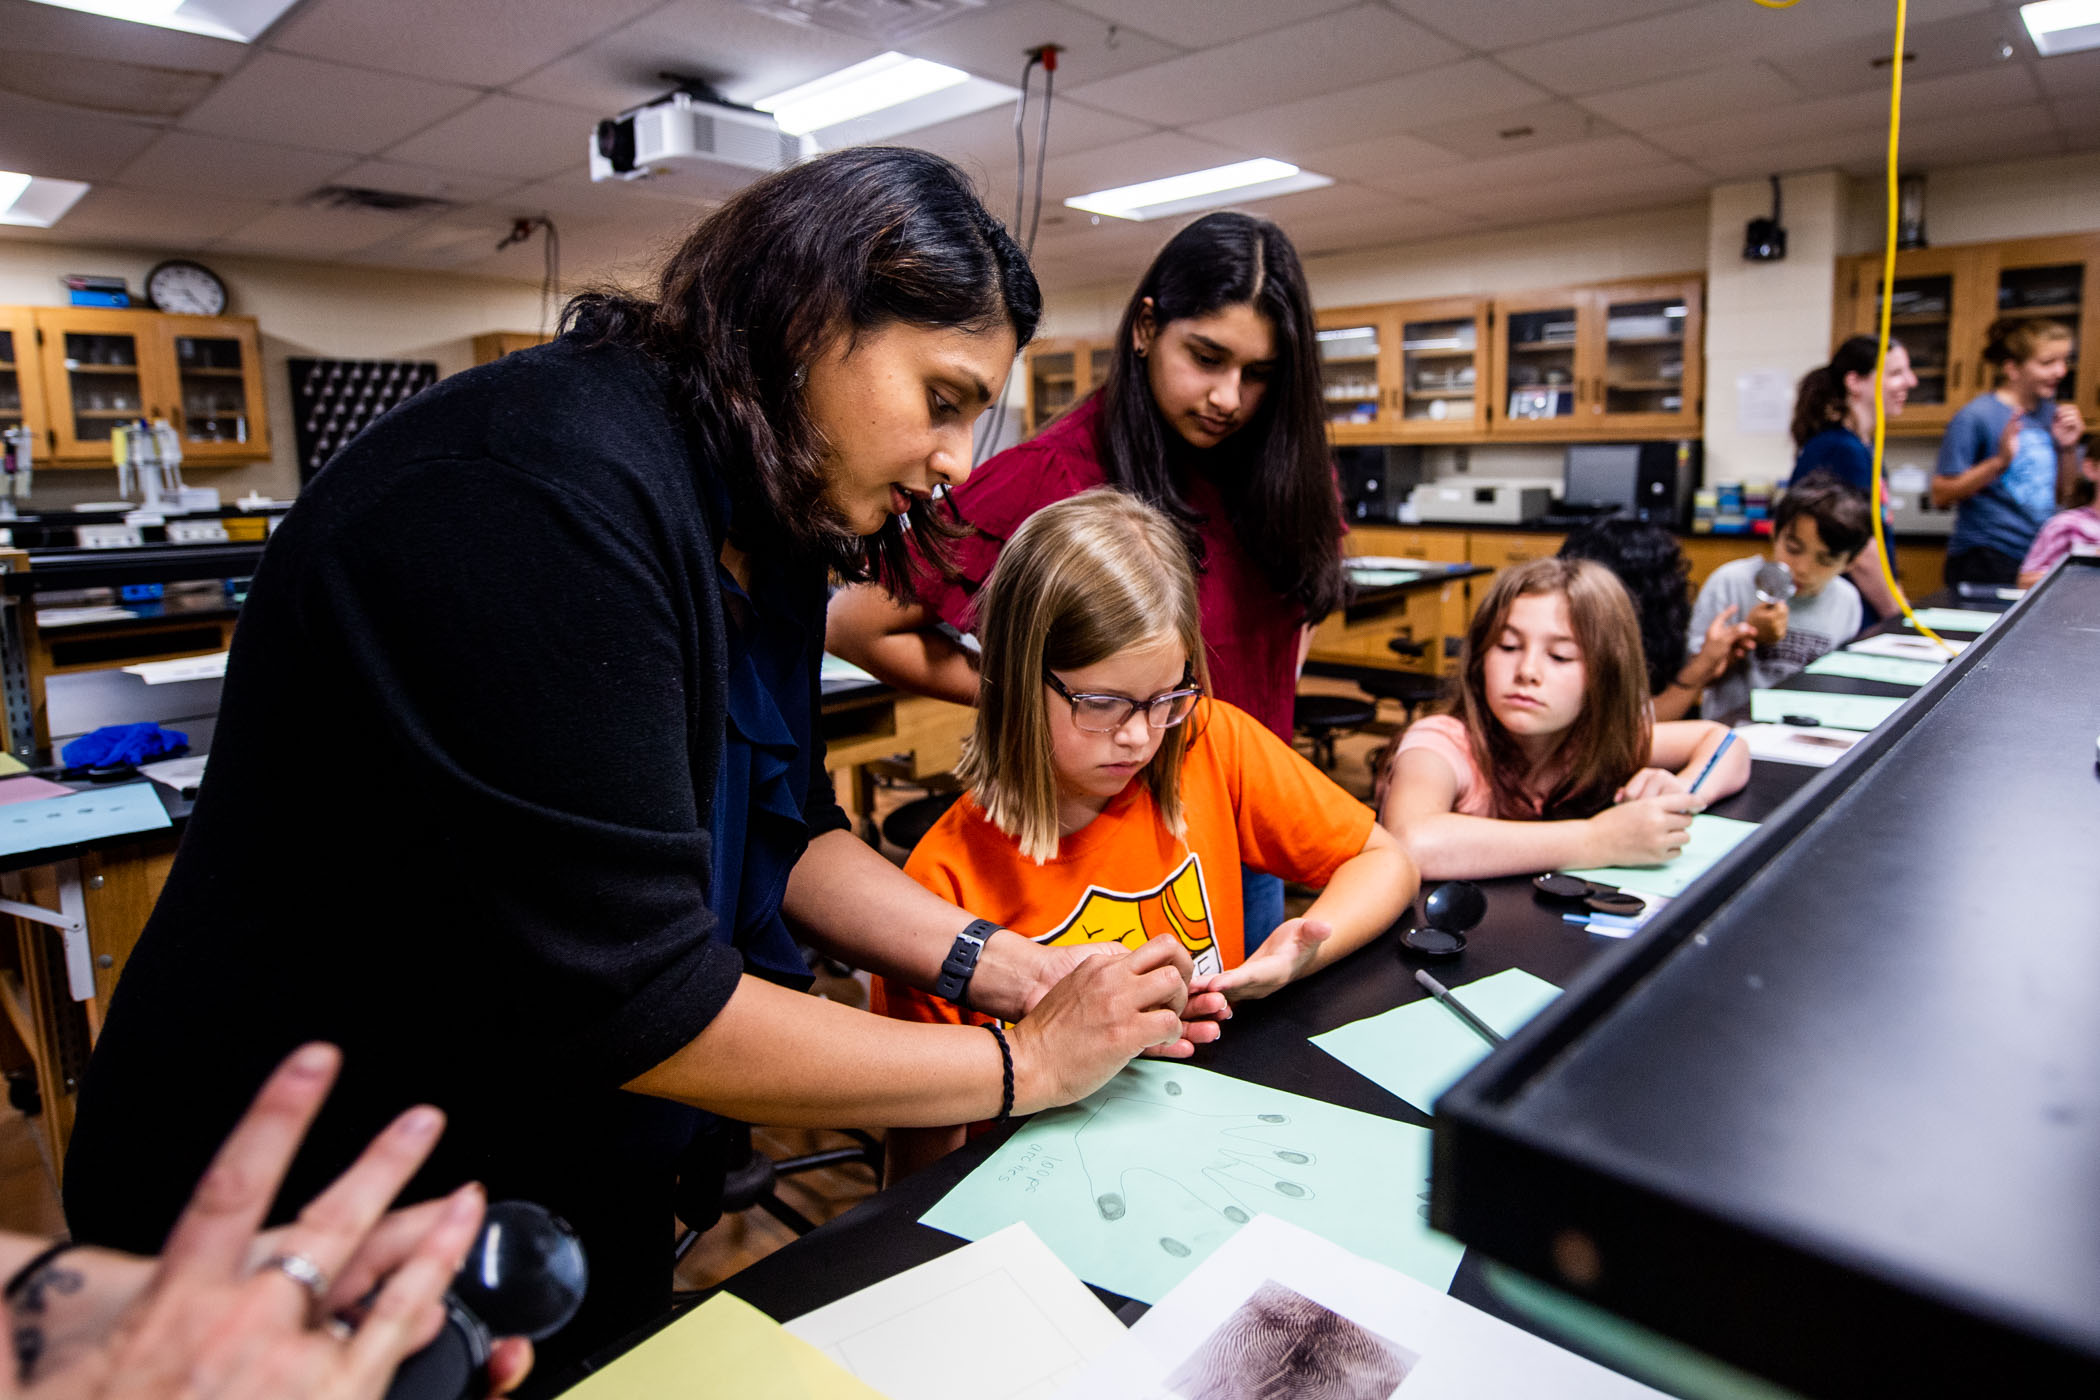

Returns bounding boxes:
[1731,722,1863,768]
[121,652,229,685]
[1846,632,1965,661]
[786,1224,1126,1400]
[36,606,136,628]
[137,753,209,793]
[1050,1215,1665,1400]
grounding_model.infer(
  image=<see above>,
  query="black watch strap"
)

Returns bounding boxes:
[935,918,1001,1010]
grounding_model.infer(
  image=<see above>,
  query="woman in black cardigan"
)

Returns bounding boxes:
[62,147,1207,1381]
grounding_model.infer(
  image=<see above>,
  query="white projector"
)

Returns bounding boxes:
[589,92,809,200]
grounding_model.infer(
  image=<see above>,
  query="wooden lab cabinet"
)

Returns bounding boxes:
[473,331,552,365]
[1834,233,2100,433]
[0,309,52,460]
[1021,337,1112,437]
[1318,297,1490,444]
[1490,277,1703,441]
[24,307,269,465]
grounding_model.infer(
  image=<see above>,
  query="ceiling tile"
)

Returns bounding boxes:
[1690,130,1891,182]
[115,131,354,201]
[1578,61,1801,133]
[1382,0,1700,54]
[1059,0,1354,50]
[2034,48,2100,102]
[507,0,885,114]
[2054,100,2100,146]
[1411,99,1618,162]
[907,0,1185,88]
[324,160,526,206]
[41,184,274,246]
[0,0,248,73]
[1066,4,1466,128]
[1294,131,1466,188]
[1898,103,2061,170]
[1496,0,1994,99]
[1185,59,1551,161]
[1282,202,1478,260]
[1032,130,1255,205]
[1650,88,1886,159]
[885,97,1157,220]
[267,0,664,89]
[0,92,164,182]
[1367,134,1673,200]
[213,203,437,258]
[1430,161,1709,223]
[0,49,218,121]
[179,51,480,155]
[1764,7,2027,97]
[383,95,598,182]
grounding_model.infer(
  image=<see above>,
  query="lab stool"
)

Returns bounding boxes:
[880,789,964,856]
[1293,694,1376,771]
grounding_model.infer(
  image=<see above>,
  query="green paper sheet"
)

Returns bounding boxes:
[1804,652,1939,687]
[1346,568,1424,588]
[1563,812,1760,900]
[1749,689,1905,732]
[1902,607,2001,632]
[1312,968,1562,1116]
[920,1059,1464,1305]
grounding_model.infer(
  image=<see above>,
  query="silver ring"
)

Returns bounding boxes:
[324,1317,356,1343]
[258,1252,329,1322]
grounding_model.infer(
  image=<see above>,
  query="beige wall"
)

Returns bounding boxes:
[1841,151,2100,257]
[0,241,549,506]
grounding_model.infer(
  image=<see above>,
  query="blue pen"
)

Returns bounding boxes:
[1688,730,1738,796]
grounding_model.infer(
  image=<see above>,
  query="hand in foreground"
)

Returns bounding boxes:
[2050,402,2087,448]
[1746,599,1788,648]
[1588,793,1703,867]
[1997,413,2024,470]
[1613,767,1691,804]
[0,1044,532,1400]
[1190,919,1333,1005]
[1694,605,1757,679]
[1008,934,1192,1113]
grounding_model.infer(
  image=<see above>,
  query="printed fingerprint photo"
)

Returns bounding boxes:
[1164,1278,1417,1400]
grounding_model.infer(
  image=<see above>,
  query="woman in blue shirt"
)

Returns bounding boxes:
[1789,335,1916,619]
[1934,318,2088,586]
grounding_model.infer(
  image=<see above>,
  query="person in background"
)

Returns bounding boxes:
[1790,334,1917,620]
[1555,517,1752,722]
[1933,318,2087,586]
[0,1044,532,1399]
[1687,474,1868,725]
[827,211,1347,954]
[2017,433,2100,587]
[1380,558,1744,882]
[873,492,1415,1178]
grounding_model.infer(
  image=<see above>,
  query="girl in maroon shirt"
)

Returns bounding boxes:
[829,211,1347,946]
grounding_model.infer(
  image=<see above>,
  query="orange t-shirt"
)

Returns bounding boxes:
[873,700,1375,1027]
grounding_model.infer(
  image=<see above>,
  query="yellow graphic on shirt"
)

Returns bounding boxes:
[1036,854,1219,976]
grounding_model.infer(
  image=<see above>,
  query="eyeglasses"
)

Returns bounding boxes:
[1044,668,1200,733]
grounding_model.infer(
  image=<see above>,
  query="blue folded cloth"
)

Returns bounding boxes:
[61,723,189,769]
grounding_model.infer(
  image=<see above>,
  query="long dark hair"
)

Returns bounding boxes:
[1094,212,1345,621]
[566,146,1040,594]
[1791,335,1899,448]
[1557,518,1690,699]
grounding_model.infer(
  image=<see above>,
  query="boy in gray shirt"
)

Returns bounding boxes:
[1686,473,1870,723]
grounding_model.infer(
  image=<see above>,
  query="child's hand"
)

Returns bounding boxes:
[1614,767,1690,803]
[1191,919,1332,1004]
[1747,598,1788,647]
[1588,793,1703,866]
[2051,402,2087,448]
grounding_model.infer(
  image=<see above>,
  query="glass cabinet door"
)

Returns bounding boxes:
[54,324,148,457]
[1026,347,1078,435]
[1316,318,1389,440]
[1498,304,1580,430]
[1992,260,2083,408]
[1878,271,1956,412]
[1600,292,1692,419]
[0,322,28,445]
[169,332,254,449]
[1398,314,1477,429]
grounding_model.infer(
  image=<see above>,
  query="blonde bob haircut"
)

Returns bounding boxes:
[956,488,1211,863]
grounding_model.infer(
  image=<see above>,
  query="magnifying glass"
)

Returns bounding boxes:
[1753,558,1795,605]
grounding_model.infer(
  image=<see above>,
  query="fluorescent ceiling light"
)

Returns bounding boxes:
[23,0,300,43]
[1065,159,1334,222]
[755,52,971,137]
[0,172,92,228]
[2022,0,2100,55]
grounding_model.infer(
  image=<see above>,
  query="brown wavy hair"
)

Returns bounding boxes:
[564,145,1040,596]
[1983,316,2073,379]
[1791,334,1903,448]
[1454,558,1651,820]
[957,490,1211,863]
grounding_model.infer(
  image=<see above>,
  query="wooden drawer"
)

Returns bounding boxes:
[1344,524,1468,563]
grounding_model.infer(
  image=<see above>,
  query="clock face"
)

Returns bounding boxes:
[147,260,228,316]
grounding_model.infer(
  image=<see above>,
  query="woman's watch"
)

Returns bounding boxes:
[935,919,1002,1011]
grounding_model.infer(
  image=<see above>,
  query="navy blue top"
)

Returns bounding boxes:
[1937,393,2060,560]
[1795,427,1874,496]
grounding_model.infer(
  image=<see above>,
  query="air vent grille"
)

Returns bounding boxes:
[305,186,459,215]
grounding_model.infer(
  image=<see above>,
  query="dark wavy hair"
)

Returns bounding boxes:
[1791,335,1902,449]
[1094,212,1346,621]
[565,146,1040,594]
[1777,471,1871,559]
[1557,518,1691,699]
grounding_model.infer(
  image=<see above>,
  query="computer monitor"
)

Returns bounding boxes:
[1563,444,1641,512]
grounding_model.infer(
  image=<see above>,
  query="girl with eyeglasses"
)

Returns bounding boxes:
[872,491,1414,1177]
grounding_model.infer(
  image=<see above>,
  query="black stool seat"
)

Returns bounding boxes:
[880,789,964,854]
[1358,668,1444,717]
[1293,694,1376,770]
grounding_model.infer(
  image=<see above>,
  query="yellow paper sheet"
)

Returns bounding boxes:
[558,1293,887,1400]
[0,753,24,776]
